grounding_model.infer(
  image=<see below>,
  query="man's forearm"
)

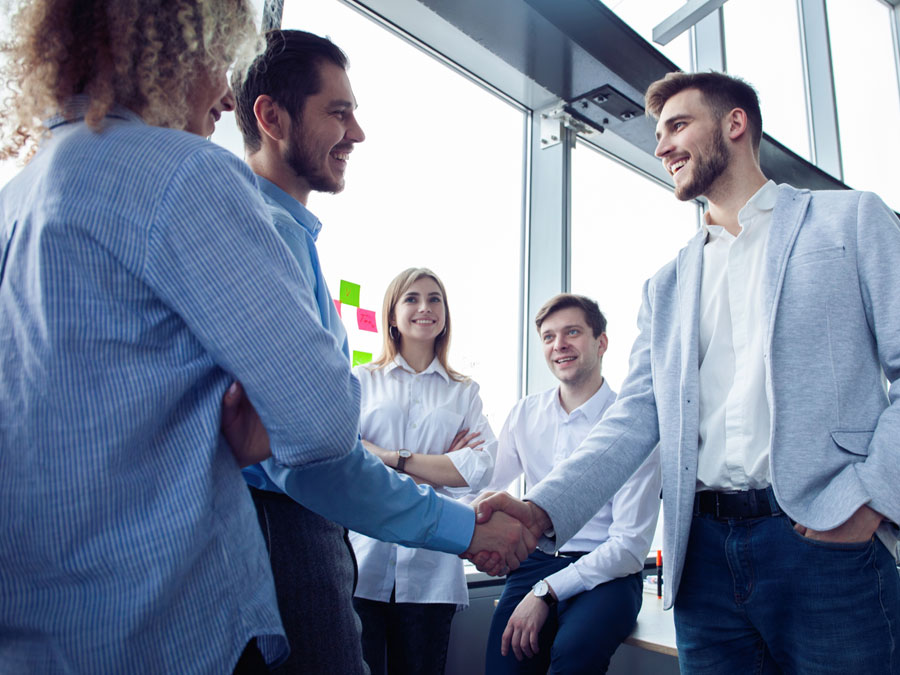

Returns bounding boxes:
[262,441,474,553]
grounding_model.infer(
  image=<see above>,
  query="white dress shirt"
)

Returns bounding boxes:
[697,180,778,491]
[350,355,497,606]
[487,382,661,602]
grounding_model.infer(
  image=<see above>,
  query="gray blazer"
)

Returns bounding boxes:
[527,184,900,608]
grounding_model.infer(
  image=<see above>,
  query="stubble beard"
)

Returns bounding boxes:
[285,127,345,195]
[674,125,729,202]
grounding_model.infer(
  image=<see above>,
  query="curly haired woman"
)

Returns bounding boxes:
[0,2,367,672]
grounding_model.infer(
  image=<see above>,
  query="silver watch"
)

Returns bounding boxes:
[396,449,412,473]
[532,579,557,606]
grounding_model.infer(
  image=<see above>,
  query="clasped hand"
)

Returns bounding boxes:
[460,492,552,576]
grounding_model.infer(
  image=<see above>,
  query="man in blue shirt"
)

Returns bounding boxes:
[225,30,531,673]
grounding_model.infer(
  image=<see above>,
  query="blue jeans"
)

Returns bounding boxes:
[352,596,456,675]
[486,551,642,674]
[675,501,900,674]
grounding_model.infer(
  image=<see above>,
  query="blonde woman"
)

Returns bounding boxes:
[351,267,497,675]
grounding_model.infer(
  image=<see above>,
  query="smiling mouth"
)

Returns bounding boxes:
[668,158,688,176]
[555,356,576,364]
[412,319,435,325]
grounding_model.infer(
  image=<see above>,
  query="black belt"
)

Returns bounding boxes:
[694,488,779,520]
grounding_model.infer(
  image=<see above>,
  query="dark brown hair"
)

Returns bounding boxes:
[535,293,607,338]
[645,71,762,153]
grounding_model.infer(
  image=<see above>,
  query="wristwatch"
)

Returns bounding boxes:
[532,579,557,607]
[396,449,412,473]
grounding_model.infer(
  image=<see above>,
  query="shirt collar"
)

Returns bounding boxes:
[385,353,450,383]
[553,379,613,423]
[46,95,145,131]
[256,176,324,241]
[701,179,778,239]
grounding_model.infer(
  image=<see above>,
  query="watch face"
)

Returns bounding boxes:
[533,580,548,597]
[399,450,412,459]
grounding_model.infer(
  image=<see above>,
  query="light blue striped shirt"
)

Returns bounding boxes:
[243,179,474,553]
[0,102,361,672]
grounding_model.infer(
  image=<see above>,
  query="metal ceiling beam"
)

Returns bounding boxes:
[653,0,729,46]
[355,0,847,190]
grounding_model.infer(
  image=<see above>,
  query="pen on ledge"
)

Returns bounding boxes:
[656,549,663,599]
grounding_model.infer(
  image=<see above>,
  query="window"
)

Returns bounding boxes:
[724,0,811,161]
[827,0,900,208]
[607,0,692,70]
[571,139,699,552]
[279,0,527,431]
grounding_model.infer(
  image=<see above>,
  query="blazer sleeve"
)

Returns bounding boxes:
[853,191,900,526]
[526,278,662,550]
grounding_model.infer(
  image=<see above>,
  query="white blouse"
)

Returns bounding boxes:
[350,355,497,607]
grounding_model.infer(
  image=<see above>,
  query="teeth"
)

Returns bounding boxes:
[669,159,687,175]
[332,152,349,161]
[413,319,433,324]
[556,357,575,363]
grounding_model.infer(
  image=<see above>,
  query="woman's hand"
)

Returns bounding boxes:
[447,427,484,453]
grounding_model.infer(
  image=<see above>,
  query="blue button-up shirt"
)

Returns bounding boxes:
[0,104,363,672]
[242,178,474,553]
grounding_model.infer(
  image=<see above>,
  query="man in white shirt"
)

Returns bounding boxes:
[484,294,661,674]
[473,71,900,674]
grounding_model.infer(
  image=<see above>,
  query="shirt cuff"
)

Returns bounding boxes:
[426,497,476,554]
[545,563,586,603]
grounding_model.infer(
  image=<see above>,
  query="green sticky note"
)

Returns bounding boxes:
[352,350,373,367]
[340,280,361,307]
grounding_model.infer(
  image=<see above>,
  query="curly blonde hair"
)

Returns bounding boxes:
[0,0,260,160]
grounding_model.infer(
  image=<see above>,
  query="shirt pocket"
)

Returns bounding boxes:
[419,408,465,454]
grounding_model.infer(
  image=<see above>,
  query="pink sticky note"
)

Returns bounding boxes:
[357,308,377,333]
[334,299,341,317]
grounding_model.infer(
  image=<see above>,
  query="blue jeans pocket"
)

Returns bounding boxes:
[781,514,873,552]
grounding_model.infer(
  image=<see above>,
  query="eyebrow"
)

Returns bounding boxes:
[328,99,357,110]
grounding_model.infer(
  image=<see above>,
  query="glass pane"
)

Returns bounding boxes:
[571,140,699,554]
[279,0,526,430]
[724,0,811,160]
[607,0,692,70]
[827,0,900,209]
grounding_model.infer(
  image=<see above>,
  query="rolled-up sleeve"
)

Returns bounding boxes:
[443,381,497,497]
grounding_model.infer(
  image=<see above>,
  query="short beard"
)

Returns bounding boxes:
[284,126,344,195]
[675,125,729,201]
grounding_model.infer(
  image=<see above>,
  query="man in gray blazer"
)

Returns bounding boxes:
[472,71,900,673]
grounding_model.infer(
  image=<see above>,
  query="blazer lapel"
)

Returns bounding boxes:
[677,230,705,379]
[764,185,811,328]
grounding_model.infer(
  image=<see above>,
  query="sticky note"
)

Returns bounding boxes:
[357,308,377,333]
[352,350,373,367]
[340,280,361,307]
[333,299,341,317]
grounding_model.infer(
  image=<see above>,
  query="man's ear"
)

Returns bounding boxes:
[726,107,750,143]
[596,332,609,358]
[253,95,289,142]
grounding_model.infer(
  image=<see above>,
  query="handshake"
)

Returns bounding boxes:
[460,492,553,576]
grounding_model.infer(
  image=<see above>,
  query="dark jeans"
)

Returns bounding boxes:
[250,487,368,674]
[353,596,457,675]
[486,551,643,674]
[675,506,900,674]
